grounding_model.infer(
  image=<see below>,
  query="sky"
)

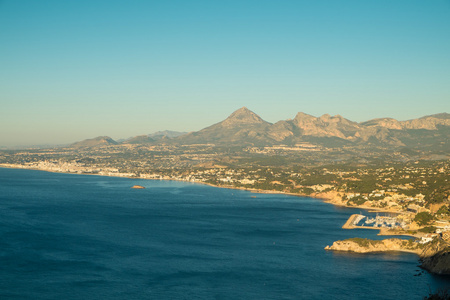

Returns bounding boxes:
[1,0,449,147]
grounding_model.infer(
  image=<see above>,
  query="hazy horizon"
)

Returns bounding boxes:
[1,1,449,147]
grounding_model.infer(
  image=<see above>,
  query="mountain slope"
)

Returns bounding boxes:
[148,130,187,140]
[123,135,155,144]
[172,107,274,146]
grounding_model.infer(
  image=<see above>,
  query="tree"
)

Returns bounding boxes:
[436,205,450,216]
[414,212,434,226]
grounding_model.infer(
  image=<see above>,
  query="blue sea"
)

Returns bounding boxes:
[0,168,448,299]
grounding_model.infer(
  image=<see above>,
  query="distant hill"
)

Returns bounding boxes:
[121,130,187,145]
[148,130,187,140]
[69,136,118,148]
[123,135,155,144]
[420,113,450,120]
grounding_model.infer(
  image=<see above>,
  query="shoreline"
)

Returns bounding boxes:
[3,165,448,272]
[0,164,416,240]
[324,242,422,256]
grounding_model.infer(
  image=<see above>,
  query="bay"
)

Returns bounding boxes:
[0,168,448,299]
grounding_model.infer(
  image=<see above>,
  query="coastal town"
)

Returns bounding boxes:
[1,145,449,247]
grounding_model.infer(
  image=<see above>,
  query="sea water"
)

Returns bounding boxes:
[0,168,448,299]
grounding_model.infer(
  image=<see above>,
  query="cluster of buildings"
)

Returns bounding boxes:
[1,153,448,244]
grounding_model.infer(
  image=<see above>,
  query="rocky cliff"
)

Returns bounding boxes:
[325,237,450,275]
[420,240,450,275]
[420,250,450,275]
[325,238,422,254]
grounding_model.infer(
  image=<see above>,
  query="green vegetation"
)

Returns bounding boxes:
[414,212,434,226]
[419,226,437,233]
[406,239,416,248]
[346,179,377,194]
[348,238,382,247]
[437,205,450,216]
[400,238,422,250]
[348,196,366,206]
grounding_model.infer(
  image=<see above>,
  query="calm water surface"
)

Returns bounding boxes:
[0,168,448,299]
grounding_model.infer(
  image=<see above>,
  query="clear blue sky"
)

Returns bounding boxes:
[1,0,449,147]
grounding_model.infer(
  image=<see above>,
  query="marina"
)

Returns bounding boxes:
[343,213,407,231]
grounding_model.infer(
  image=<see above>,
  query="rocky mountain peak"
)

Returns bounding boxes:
[221,107,269,127]
[293,112,316,121]
[360,118,403,129]
[320,114,331,120]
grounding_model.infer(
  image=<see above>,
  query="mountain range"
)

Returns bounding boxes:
[69,107,450,150]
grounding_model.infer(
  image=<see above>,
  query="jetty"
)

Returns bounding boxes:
[343,214,366,229]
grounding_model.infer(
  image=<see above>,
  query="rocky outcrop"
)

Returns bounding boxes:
[324,238,422,254]
[419,239,450,274]
[131,185,145,189]
[360,118,403,130]
[292,113,360,139]
[325,237,450,275]
[420,249,450,275]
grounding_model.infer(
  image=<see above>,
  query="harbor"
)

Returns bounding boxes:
[342,213,407,231]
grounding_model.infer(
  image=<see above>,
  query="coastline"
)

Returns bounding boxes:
[0,165,321,200]
[0,164,407,213]
[0,164,418,240]
[324,238,423,255]
[3,164,448,268]
[320,192,403,214]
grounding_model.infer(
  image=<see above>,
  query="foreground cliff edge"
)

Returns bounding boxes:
[325,238,450,275]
